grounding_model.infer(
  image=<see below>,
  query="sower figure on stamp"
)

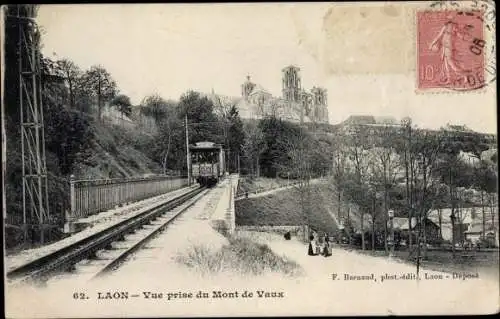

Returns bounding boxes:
[429,15,471,84]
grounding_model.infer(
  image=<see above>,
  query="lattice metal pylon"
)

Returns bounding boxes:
[16,5,50,243]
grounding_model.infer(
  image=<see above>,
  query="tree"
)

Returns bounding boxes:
[286,127,315,229]
[177,90,222,145]
[410,129,444,265]
[110,94,132,121]
[55,59,82,108]
[213,95,232,167]
[472,159,498,239]
[141,95,183,173]
[268,99,282,118]
[399,117,417,251]
[369,147,401,252]
[331,134,350,242]
[44,103,93,175]
[258,116,293,178]
[81,65,117,121]
[212,94,236,121]
[140,94,169,124]
[227,105,245,173]
[344,126,371,250]
[212,95,245,172]
[157,111,183,174]
[369,125,401,253]
[242,121,265,177]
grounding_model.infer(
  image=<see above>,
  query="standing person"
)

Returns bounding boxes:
[308,234,317,256]
[316,238,322,255]
[284,231,291,240]
[323,235,332,257]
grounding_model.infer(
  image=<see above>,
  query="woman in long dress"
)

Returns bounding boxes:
[308,235,317,256]
[323,235,332,257]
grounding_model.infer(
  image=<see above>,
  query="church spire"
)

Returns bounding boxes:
[241,74,255,100]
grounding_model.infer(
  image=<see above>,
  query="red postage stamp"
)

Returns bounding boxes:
[417,10,486,91]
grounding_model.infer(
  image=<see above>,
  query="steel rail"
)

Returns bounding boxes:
[7,187,206,285]
[90,188,209,279]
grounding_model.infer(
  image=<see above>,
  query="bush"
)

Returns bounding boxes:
[175,236,303,277]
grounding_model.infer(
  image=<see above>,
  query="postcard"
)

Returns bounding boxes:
[2,1,498,317]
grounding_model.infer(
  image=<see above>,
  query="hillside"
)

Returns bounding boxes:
[235,182,364,235]
[4,104,163,249]
[72,120,161,179]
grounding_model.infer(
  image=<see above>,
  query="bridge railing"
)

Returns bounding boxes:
[69,175,188,221]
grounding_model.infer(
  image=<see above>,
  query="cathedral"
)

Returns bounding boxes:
[210,65,329,124]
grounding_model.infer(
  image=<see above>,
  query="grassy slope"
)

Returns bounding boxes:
[176,235,303,277]
[73,122,161,179]
[237,177,292,194]
[236,181,357,234]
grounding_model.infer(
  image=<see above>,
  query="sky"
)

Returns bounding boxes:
[36,3,497,133]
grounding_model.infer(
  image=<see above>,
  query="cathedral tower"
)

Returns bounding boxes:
[311,86,328,123]
[282,65,301,102]
[241,75,255,100]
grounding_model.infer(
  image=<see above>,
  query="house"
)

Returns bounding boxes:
[428,207,499,244]
[387,217,440,243]
[465,224,483,244]
[465,224,499,247]
[419,218,441,242]
[388,217,417,232]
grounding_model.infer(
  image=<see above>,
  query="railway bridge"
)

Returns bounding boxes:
[5,174,239,287]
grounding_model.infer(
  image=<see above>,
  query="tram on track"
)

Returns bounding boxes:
[189,141,225,187]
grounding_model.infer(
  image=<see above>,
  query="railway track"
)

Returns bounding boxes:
[7,187,208,286]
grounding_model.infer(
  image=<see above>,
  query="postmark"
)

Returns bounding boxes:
[417,0,496,92]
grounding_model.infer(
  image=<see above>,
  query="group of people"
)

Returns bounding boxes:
[308,231,332,257]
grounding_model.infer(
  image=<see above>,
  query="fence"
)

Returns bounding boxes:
[69,175,188,221]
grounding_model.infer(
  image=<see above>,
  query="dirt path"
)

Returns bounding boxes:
[6,228,498,317]
[235,230,499,316]
[236,178,326,201]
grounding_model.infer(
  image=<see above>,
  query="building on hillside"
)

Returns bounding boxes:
[418,219,441,242]
[427,207,499,246]
[209,65,329,124]
[465,224,498,247]
[386,217,440,243]
[388,217,416,242]
[389,217,417,233]
[339,115,401,136]
[443,124,497,145]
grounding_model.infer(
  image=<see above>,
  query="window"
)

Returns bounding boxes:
[191,150,218,163]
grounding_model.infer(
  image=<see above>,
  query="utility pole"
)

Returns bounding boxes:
[388,209,395,257]
[237,153,240,175]
[98,74,101,122]
[1,6,6,223]
[481,190,485,240]
[185,114,190,186]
